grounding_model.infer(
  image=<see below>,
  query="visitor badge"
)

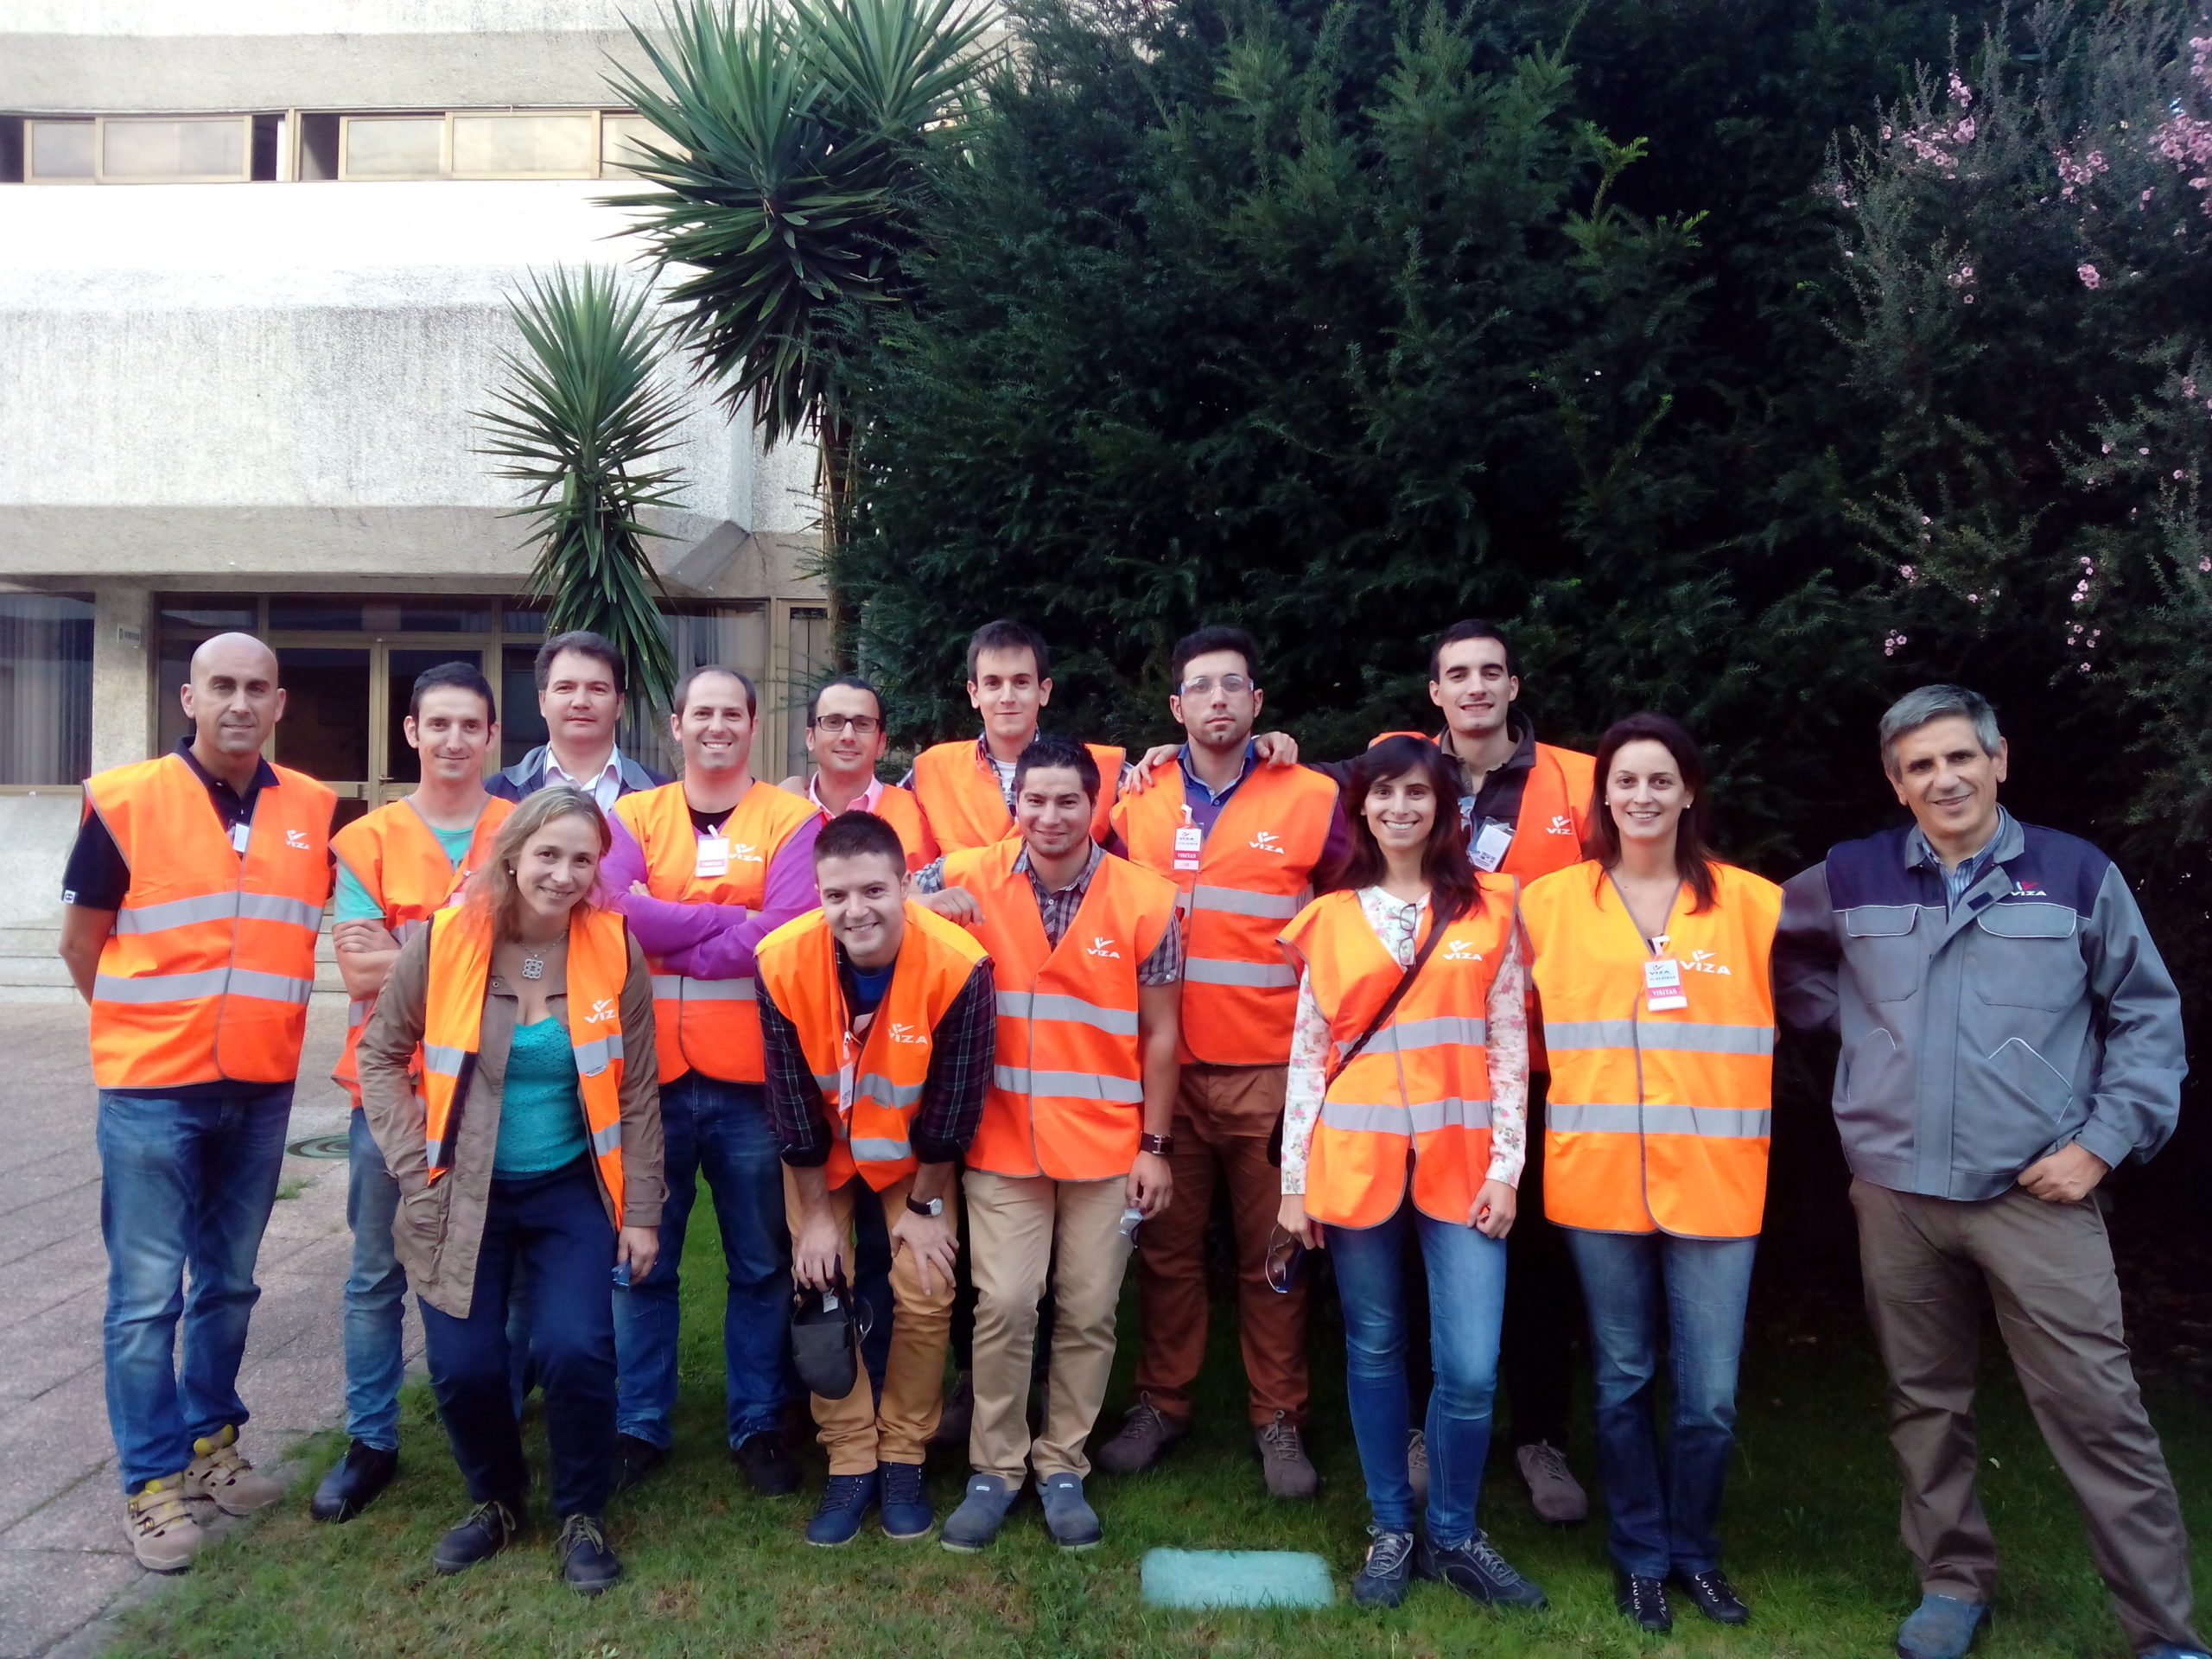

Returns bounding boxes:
[695,836,729,878]
[1471,818,1514,872]
[229,821,251,855]
[1173,825,1203,872]
[1644,957,1688,1012]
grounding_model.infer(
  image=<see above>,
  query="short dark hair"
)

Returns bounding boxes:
[536,629,626,696]
[409,660,497,723]
[672,664,757,718]
[966,619,1050,683]
[1171,625,1262,688]
[1428,619,1516,682]
[1586,711,1719,912]
[1321,734,1477,918]
[813,810,908,875]
[808,674,885,726]
[1013,734,1098,804]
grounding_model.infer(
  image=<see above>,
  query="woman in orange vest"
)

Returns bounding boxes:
[1275,736,1546,1614]
[359,786,664,1596]
[1519,713,1780,1635]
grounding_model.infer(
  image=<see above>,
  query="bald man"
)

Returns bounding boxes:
[59,632,337,1572]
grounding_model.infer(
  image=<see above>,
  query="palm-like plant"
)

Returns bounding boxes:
[478,267,689,712]
[607,0,998,550]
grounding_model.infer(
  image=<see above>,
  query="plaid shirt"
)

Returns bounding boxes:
[760,954,1000,1169]
[915,843,1183,984]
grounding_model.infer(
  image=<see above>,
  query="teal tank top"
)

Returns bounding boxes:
[493,1017,590,1179]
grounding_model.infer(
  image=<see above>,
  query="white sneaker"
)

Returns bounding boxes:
[126,1475,202,1572]
[1516,1440,1590,1523]
[184,1425,283,1516]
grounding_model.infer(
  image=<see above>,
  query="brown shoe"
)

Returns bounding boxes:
[1095,1392,1190,1476]
[1253,1412,1319,1499]
[185,1426,283,1516]
[127,1476,202,1572]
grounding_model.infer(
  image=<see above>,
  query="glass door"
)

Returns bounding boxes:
[272,646,372,832]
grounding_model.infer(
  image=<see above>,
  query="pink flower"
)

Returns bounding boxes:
[2078,264,2102,289]
[2199,557,2211,572]
[1948,72,1974,110]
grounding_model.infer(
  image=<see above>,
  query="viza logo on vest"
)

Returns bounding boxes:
[585,997,620,1025]
[1684,950,1732,976]
[286,829,311,849]
[1084,936,1122,959]
[1546,815,1575,836]
[1441,940,1484,962]
[1249,830,1287,855]
[888,1020,927,1046]
[731,842,764,864]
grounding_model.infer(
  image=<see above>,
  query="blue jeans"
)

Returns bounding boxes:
[419,1158,617,1517]
[1565,1229,1758,1579]
[613,1074,790,1448]
[1328,1200,1509,1543]
[98,1086,292,1492]
[343,1109,407,1451]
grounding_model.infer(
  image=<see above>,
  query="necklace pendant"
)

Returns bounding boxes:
[520,955,545,982]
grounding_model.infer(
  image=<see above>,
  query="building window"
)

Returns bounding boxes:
[16,114,277,183]
[785,607,834,779]
[331,111,642,182]
[0,594,93,786]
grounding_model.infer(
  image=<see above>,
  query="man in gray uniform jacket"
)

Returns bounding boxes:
[1777,684,2202,1659]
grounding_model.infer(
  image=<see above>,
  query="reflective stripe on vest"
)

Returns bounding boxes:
[86,754,336,1090]
[1521,859,1783,1239]
[753,901,990,1192]
[948,841,1178,1181]
[910,739,1125,854]
[615,779,816,1086]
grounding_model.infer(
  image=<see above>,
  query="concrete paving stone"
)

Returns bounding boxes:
[0,1389,117,1536]
[0,1284,103,1403]
[0,1548,143,1659]
[0,1465,130,1554]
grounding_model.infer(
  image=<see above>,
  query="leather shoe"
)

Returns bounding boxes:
[556,1513,622,1595]
[1616,1571,1673,1632]
[732,1431,800,1497]
[1673,1567,1750,1624]
[611,1433,665,1496]
[310,1440,397,1523]
[433,1498,522,1575]
[1897,1592,1986,1659]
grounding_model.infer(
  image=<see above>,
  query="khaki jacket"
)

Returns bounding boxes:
[358,920,665,1319]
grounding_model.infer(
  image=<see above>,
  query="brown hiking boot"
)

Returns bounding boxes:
[1095,1392,1190,1476]
[126,1476,201,1572]
[1253,1411,1319,1499]
[185,1425,283,1516]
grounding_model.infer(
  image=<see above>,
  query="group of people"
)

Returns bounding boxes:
[55,613,2202,1659]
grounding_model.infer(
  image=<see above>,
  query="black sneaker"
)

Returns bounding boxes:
[432,1497,522,1575]
[1352,1527,1417,1609]
[1616,1570,1673,1632]
[556,1513,622,1595]
[1672,1567,1750,1624]
[732,1431,801,1497]
[1419,1532,1548,1608]
[310,1440,397,1523]
[611,1433,665,1496]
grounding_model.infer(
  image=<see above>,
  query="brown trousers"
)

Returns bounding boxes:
[1851,1179,2201,1649]
[1131,1064,1308,1424]
[781,1168,954,1475]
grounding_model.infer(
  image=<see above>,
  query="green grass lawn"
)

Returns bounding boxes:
[111,1207,2212,1659]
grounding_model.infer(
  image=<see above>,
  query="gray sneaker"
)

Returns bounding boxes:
[1096,1392,1191,1476]
[940,1474,1016,1553]
[1254,1412,1319,1499]
[1036,1472,1103,1548]
[1515,1440,1589,1524]
[1407,1428,1430,1511]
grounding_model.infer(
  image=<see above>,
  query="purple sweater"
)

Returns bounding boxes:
[598,804,823,980]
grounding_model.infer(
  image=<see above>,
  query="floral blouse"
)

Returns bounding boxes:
[1281,887,1529,1196]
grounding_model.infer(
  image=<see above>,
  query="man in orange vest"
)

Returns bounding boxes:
[1096,626,1344,1499]
[778,674,938,868]
[55,632,335,1573]
[756,811,997,1546]
[912,735,1182,1552]
[312,661,512,1525]
[598,665,822,1497]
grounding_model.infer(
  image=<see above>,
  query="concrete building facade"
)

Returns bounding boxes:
[0,1,829,970]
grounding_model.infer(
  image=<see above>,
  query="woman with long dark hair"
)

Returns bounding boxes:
[1519,713,1781,1633]
[1275,735,1544,1612]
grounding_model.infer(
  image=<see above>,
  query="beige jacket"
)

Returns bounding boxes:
[358,919,665,1319]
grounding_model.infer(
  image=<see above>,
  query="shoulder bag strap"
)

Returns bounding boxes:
[1325,891,1465,1085]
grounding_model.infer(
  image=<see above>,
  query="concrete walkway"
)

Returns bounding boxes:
[0,1001,409,1659]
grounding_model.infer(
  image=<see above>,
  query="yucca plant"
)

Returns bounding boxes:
[607,0,998,555]
[478,266,690,712]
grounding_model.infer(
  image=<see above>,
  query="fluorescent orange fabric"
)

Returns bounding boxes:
[330,798,514,1104]
[85,755,336,1090]
[943,842,1177,1180]
[755,902,991,1190]
[1111,762,1338,1064]
[1521,860,1782,1238]
[1368,731,1595,881]
[910,740,1125,853]
[613,779,817,1085]
[419,904,632,1217]
[1278,880,1516,1228]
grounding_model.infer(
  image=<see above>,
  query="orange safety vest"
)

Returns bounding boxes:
[1521,860,1782,1239]
[419,903,632,1218]
[1369,731,1595,881]
[1278,881,1516,1229]
[910,738,1125,853]
[1111,761,1338,1065]
[613,779,817,1085]
[329,797,514,1104]
[944,841,1178,1180]
[85,754,336,1090]
[755,901,991,1190]
[798,779,939,872]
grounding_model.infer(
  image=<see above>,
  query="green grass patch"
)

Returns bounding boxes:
[111,1206,2212,1658]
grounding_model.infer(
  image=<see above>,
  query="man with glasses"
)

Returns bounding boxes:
[1100,626,1343,1498]
[779,676,938,869]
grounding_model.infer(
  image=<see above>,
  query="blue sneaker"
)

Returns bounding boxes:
[1037,1471,1103,1548]
[1897,1593,1986,1659]
[880,1461,933,1540]
[804,1470,879,1548]
[942,1473,1017,1552]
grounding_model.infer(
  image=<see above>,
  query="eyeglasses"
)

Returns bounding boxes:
[810,714,882,735]
[1265,1224,1306,1294]
[1178,674,1253,697]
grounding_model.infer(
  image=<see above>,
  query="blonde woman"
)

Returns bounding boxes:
[359,786,663,1594]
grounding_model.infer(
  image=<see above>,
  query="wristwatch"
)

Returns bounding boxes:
[1140,1132,1175,1156]
[905,1193,944,1217]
